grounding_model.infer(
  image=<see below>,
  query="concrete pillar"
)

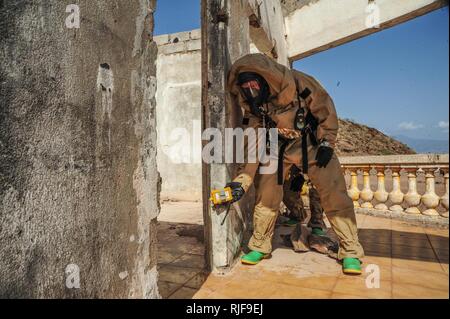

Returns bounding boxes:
[0,0,160,298]
[202,0,290,271]
[202,0,252,271]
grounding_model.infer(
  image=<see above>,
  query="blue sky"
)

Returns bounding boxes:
[154,2,449,141]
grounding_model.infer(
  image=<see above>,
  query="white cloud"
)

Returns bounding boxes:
[438,121,449,129]
[398,122,424,130]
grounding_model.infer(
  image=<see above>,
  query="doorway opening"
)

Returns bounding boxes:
[153,0,206,299]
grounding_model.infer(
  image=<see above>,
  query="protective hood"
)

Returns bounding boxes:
[227,53,297,108]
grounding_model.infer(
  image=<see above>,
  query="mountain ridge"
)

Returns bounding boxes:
[336,119,416,156]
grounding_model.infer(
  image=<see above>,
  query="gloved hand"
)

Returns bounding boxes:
[225,182,245,203]
[315,140,334,168]
[290,174,306,192]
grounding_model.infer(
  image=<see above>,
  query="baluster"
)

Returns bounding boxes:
[404,168,421,215]
[374,167,389,210]
[347,169,360,208]
[441,168,449,218]
[360,167,374,208]
[421,168,440,216]
[389,167,404,212]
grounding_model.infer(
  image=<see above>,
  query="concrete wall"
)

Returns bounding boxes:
[0,0,160,298]
[155,30,202,201]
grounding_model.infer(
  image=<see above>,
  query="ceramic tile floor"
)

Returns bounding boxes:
[157,202,449,299]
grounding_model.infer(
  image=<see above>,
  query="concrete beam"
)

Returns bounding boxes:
[285,0,448,61]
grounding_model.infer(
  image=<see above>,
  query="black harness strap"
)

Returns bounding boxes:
[295,81,318,175]
[277,139,289,185]
[301,132,309,174]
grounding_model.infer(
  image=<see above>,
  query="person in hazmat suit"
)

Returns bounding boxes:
[224,53,364,275]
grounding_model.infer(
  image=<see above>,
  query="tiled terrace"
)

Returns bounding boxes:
[157,201,449,299]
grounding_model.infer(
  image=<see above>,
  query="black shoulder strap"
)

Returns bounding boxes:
[300,87,312,100]
[295,77,312,102]
[294,75,317,176]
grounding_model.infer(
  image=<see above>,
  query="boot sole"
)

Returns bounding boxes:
[343,268,362,275]
[241,254,271,265]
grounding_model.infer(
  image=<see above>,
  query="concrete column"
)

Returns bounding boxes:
[0,0,160,298]
[202,0,253,271]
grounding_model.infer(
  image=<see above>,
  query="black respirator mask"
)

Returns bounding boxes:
[237,72,270,117]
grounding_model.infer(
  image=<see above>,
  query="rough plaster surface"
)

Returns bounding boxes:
[0,0,160,298]
[280,0,319,16]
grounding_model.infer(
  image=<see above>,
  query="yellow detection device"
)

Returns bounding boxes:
[210,187,233,205]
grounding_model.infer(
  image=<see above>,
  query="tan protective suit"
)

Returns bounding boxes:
[228,54,364,260]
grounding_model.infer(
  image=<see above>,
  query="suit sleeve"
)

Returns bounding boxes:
[308,84,339,148]
[231,114,262,192]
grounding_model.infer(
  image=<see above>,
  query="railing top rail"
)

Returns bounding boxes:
[340,154,449,166]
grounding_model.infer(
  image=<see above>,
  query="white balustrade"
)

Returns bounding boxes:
[421,168,440,216]
[404,168,421,215]
[389,167,404,212]
[441,168,449,218]
[360,168,374,208]
[373,168,389,210]
[340,154,449,219]
[347,169,361,208]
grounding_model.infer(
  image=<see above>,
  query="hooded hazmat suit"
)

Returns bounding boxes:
[227,53,364,260]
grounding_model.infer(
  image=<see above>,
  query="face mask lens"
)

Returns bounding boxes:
[241,80,261,101]
[237,73,269,117]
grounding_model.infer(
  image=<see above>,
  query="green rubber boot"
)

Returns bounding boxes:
[282,219,299,227]
[342,258,362,275]
[311,227,326,236]
[241,251,269,265]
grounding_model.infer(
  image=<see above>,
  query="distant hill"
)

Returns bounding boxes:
[336,119,416,156]
[392,135,449,154]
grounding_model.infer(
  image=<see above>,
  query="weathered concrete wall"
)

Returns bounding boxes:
[155,30,202,201]
[280,0,319,16]
[0,0,160,298]
[284,0,448,60]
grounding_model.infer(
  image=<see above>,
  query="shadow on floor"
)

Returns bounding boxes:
[255,223,449,265]
[359,228,449,264]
